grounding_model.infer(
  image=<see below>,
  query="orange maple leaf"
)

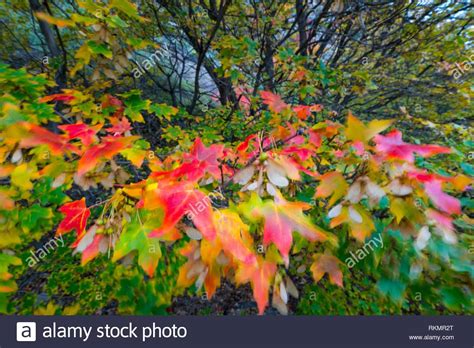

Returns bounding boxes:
[310,254,343,287]
[235,257,277,314]
[77,136,137,176]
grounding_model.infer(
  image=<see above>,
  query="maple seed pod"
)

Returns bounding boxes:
[11,148,22,163]
[328,204,342,219]
[259,152,268,161]
[285,277,299,299]
[348,206,363,223]
[415,226,431,250]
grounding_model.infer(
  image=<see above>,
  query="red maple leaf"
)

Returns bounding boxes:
[236,134,257,153]
[186,138,224,179]
[102,95,125,118]
[39,93,76,104]
[246,193,331,266]
[150,161,204,182]
[19,122,79,155]
[151,138,224,182]
[57,198,90,238]
[408,170,461,215]
[153,138,225,182]
[145,181,217,240]
[292,104,323,119]
[77,136,137,176]
[374,130,451,162]
[260,91,289,113]
[424,180,461,215]
[102,95,123,108]
[235,134,259,162]
[106,117,132,136]
[58,122,102,146]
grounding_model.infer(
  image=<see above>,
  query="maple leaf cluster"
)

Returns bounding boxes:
[8,90,470,315]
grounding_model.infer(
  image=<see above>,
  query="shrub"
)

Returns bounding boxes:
[1,64,471,314]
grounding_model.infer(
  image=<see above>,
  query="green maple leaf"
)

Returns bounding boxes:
[112,212,162,277]
[377,278,406,304]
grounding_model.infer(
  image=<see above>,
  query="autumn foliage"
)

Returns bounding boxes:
[1,70,471,314]
[0,0,472,316]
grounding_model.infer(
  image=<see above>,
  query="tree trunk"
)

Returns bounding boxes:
[29,0,66,89]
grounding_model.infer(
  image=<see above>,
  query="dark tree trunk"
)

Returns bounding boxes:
[29,0,67,89]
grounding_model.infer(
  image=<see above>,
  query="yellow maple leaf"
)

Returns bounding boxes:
[11,163,38,190]
[315,171,348,207]
[345,112,393,144]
